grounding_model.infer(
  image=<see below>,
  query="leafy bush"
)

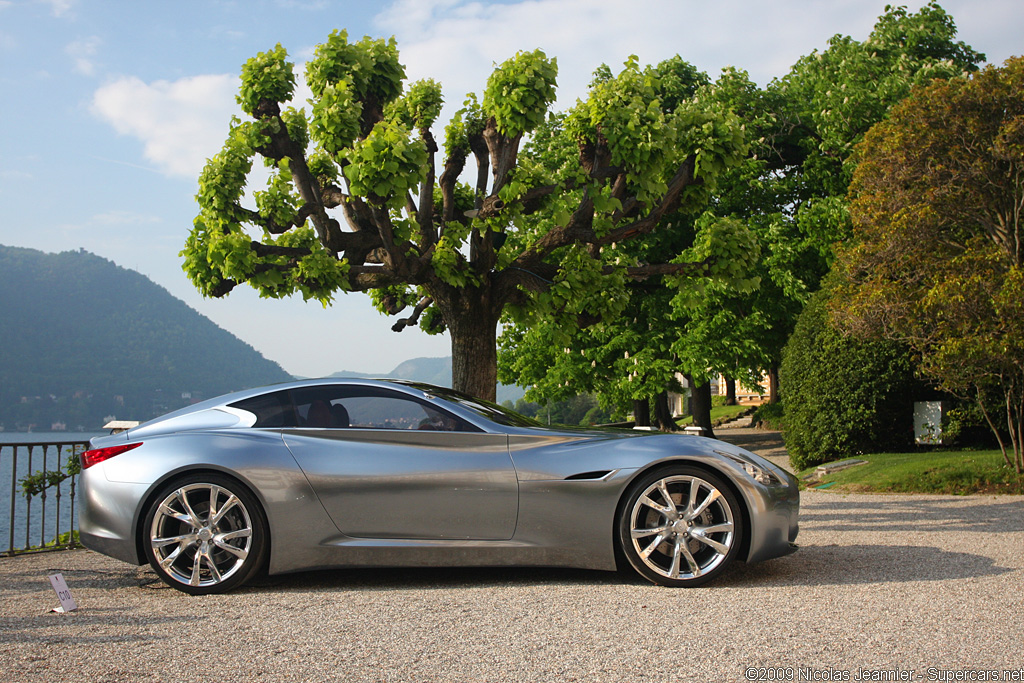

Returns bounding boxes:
[751,402,785,430]
[941,399,1003,449]
[781,288,917,469]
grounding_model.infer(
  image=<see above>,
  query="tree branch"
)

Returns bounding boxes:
[417,128,438,250]
[253,98,347,253]
[618,261,711,279]
[439,149,468,226]
[249,241,311,259]
[482,117,522,198]
[595,155,699,246]
[391,296,434,332]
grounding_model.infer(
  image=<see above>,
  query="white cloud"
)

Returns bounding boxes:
[38,0,74,18]
[66,35,101,76]
[91,74,239,178]
[374,0,880,110]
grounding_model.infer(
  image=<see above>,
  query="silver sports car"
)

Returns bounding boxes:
[79,379,798,594]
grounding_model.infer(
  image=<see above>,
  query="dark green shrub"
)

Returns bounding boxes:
[751,402,785,430]
[781,288,917,469]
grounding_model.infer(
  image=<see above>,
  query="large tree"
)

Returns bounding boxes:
[497,61,762,431]
[752,2,986,391]
[499,2,983,420]
[182,34,750,400]
[833,57,1024,472]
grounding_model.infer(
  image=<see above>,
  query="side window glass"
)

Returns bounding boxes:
[231,391,296,428]
[288,386,476,431]
[345,396,429,429]
[291,387,346,428]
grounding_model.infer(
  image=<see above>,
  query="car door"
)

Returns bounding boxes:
[280,385,518,540]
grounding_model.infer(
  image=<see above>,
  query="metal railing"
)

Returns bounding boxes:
[1,439,90,556]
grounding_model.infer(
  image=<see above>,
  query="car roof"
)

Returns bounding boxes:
[122,378,494,439]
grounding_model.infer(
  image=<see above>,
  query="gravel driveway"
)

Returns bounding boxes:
[2,430,1022,682]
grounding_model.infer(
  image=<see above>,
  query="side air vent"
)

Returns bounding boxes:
[564,470,613,481]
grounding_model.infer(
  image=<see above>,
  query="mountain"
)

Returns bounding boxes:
[328,356,525,404]
[329,356,452,386]
[0,245,292,430]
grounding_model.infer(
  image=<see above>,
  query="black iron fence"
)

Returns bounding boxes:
[1,439,90,555]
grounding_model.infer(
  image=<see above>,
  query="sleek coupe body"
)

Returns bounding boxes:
[79,379,799,594]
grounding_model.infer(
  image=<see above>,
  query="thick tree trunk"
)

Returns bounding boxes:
[633,399,651,427]
[686,374,715,439]
[654,391,678,431]
[724,376,738,406]
[434,283,501,402]
[768,363,781,404]
[450,321,498,402]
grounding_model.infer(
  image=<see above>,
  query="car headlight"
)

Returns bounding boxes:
[742,462,781,486]
[716,450,782,486]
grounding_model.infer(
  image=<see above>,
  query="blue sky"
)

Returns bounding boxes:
[1,0,1021,377]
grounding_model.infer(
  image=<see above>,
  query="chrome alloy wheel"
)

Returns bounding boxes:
[627,473,736,583]
[148,482,254,589]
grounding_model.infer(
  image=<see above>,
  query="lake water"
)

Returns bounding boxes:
[0,432,103,553]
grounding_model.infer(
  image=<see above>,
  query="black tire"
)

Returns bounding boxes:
[618,465,744,587]
[142,473,269,595]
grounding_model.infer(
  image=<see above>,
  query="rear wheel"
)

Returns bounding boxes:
[143,474,268,595]
[618,466,743,587]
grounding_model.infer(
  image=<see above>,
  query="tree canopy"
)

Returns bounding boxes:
[500,2,984,424]
[833,56,1024,471]
[180,2,993,428]
[182,33,756,401]
[498,65,765,432]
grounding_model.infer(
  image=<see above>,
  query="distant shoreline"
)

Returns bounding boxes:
[0,431,102,445]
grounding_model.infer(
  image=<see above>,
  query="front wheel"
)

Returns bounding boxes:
[618,466,744,587]
[143,474,269,595]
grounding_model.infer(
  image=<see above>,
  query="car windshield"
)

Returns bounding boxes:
[404,383,542,428]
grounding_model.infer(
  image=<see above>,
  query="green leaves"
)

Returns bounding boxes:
[305,30,404,105]
[289,236,350,304]
[196,117,261,217]
[387,79,444,131]
[670,216,761,307]
[566,56,675,203]
[309,80,361,154]
[483,49,558,138]
[19,453,81,499]
[237,44,296,116]
[782,287,916,468]
[833,56,1024,471]
[341,120,428,206]
[306,30,405,153]
[254,160,299,229]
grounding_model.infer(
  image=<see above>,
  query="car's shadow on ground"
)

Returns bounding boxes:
[235,565,628,593]
[169,539,1011,594]
[125,492,1024,594]
[719,542,1014,588]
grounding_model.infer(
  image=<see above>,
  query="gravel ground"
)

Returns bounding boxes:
[2,429,1022,683]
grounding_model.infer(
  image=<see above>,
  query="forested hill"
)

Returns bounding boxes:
[328,356,453,387]
[0,245,292,430]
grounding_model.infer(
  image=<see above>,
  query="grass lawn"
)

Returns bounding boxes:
[799,449,1024,495]
[677,404,751,427]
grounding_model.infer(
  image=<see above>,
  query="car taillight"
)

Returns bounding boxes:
[81,442,143,469]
